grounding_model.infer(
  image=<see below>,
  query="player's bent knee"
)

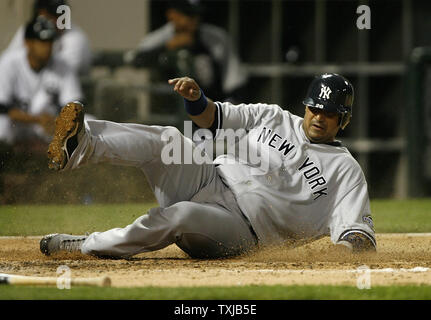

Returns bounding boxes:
[165,202,241,258]
[168,202,201,230]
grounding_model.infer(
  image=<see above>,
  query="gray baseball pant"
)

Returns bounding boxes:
[66,120,257,258]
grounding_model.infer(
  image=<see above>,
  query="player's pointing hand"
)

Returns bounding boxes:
[168,77,201,101]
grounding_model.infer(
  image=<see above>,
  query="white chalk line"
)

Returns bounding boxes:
[242,267,430,274]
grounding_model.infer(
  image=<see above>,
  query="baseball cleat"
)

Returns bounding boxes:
[47,101,85,170]
[40,233,88,256]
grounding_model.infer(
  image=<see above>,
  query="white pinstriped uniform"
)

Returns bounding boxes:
[0,49,82,144]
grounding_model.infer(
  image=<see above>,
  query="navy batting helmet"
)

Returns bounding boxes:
[303,73,354,129]
[24,15,58,41]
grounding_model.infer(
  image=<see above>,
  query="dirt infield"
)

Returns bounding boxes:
[1,234,431,287]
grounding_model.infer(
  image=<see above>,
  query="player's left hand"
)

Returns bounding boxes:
[168,77,201,101]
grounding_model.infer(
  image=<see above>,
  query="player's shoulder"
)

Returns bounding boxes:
[326,142,358,163]
[220,101,286,123]
[199,24,232,50]
[246,102,286,118]
[200,23,228,40]
[0,48,25,68]
[281,108,302,121]
[139,23,174,49]
[311,139,364,175]
[222,101,284,112]
[61,24,90,43]
[338,148,361,167]
[333,148,366,182]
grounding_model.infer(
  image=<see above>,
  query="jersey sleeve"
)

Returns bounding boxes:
[137,23,173,52]
[58,70,83,109]
[0,52,15,108]
[58,27,92,74]
[328,181,376,251]
[214,101,284,133]
[200,24,247,96]
[132,23,173,67]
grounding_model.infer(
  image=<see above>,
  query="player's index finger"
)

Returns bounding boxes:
[168,78,180,84]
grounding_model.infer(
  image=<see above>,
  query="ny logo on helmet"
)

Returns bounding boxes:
[319,85,332,100]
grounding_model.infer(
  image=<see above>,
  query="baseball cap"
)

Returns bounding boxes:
[24,15,58,41]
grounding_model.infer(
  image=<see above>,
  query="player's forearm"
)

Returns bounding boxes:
[8,108,39,124]
[188,99,216,129]
[8,108,54,129]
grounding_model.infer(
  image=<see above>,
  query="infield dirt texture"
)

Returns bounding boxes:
[2,233,431,287]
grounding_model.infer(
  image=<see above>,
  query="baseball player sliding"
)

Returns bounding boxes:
[40,73,376,259]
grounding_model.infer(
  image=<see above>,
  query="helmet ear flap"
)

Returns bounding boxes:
[339,112,351,130]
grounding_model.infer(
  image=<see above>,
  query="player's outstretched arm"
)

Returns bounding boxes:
[168,77,216,129]
[8,108,55,134]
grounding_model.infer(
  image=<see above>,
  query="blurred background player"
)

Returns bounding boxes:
[5,0,92,76]
[0,15,83,148]
[124,0,248,103]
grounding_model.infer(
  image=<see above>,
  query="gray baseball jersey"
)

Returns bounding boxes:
[212,101,375,246]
